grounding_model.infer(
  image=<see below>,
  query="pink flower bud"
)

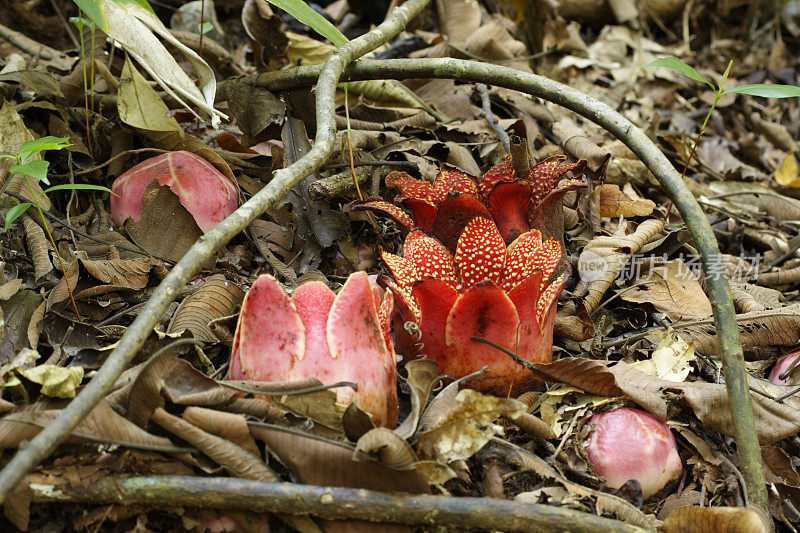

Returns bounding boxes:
[110,151,238,233]
[584,408,682,498]
[769,350,800,387]
[231,272,398,427]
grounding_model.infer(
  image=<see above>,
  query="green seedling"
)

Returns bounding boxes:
[2,136,114,320]
[643,57,800,218]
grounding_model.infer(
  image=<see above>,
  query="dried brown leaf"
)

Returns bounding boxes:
[249,423,430,493]
[182,406,260,457]
[681,306,800,358]
[395,359,440,440]
[0,400,176,451]
[127,354,235,426]
[125,182,204,263]
[168,274,244,343]
[79,255,160,290]
[152,407,278,481]
[610,361,800,444]
[416,389,525,463]
[597,183,656,218]
[661,506,770,533]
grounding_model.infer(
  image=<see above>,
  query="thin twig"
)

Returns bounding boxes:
[477,83,510,151]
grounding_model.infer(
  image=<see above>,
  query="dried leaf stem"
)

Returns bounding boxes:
[29,475,650,533]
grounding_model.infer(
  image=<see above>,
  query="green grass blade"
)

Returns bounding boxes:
[642,57,715,90]
[43,184,116,195]
[723,84,800,98]
[265,0,348,46]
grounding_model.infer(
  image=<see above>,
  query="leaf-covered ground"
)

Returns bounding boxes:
[2,0,800,531]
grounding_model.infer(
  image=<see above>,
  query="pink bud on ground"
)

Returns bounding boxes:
[769,350,800,387]
[585,407,682,498]
[110,151,238,233]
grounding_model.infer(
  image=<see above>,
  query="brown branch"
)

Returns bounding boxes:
[29,476,650,533]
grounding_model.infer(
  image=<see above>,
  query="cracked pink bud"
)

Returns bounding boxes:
[110,151,238,233]
[769,350,800,387]
[585,408,682,498]
[231,272,398,427]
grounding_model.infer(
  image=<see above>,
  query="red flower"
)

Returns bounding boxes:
[230,272,398,428]
[382,217,565,395]
[354,155,587,248]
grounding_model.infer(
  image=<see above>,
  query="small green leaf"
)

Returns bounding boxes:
[69,15,94,31]
[4,202,32,232]
[719,59,733,89]
[198,21,213,34]
[18,136,71,163]
[43,184,116,196]
[10,160,50,185]
[723,84,800,98]
[72,0,108,32]
[642,57,715,90]
[265,0,348,47]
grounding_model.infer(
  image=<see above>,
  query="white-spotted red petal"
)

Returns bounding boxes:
[479,154,516,197]
[404,231,460,290]
[433,165,479,200]
[529,239,562,288]
[411,278,459,365]
[386,170,437,204]
[454,217,506,289]
[444,281,522,393]
[500,229,543,292]
[536,278,564,330]
[353,200,415,233]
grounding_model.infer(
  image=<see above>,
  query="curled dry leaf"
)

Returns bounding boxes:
[127,354,236,427]
[416,388,525,464]
[151,407,278,481]
[574,218,667,313]
[249,423,430,494]
[596,183,656,218]
[355,427,420,470]
[661,506,770,533]
[680,305,800,358]
[619,258,712,321]
[181,406,260,457]
[0,400,176,451]
[168,274,244,343]
[395,358,441,440]
[13,364,83,398]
